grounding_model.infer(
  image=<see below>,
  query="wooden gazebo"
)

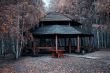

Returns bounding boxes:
[30,12,94,58]
[32,25,93,57]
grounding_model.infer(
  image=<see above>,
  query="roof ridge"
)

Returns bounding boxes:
[62,13,73,20]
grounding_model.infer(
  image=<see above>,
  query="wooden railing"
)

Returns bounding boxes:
[32,47,55,55]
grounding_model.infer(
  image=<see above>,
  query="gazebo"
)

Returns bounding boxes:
[30,12,94,58]
[32,25,93,57]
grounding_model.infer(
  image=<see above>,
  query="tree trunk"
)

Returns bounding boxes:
[1,34,4,55]
[97,29,100,48]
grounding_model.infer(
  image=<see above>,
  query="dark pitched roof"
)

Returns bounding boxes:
[40,12,82,26]
[32,25,93,38]
[41,12,72,21]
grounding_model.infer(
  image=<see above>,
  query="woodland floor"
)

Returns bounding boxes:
[0,49,110,73]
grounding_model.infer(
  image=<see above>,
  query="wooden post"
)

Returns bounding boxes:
[77,35,80,53]
[32,47,36,55]
[55,35,58,51]
[68,23,71,53]
[69,22,71,26]
[89,37,91,51]
[68,38,71,53]
[65,38,66,50]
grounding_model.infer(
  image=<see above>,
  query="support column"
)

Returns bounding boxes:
[89,37,92,52]
[55,35,58,51]
[65,38,66,51]
[68,38,71,53]
[77,35,80,53]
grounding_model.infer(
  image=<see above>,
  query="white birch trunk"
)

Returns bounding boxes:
[16,38,19,59]
[15,15,20,59]
[104,33,106,48]
[97,29,100,48]
[105,32,107,48]
[1,34,4,55]
[101,32,104,48]
[12,36,16,54]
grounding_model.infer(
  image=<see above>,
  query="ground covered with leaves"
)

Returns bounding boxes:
[0,51,110,73]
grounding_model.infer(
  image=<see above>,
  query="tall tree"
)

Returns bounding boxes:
[0,0,45,59]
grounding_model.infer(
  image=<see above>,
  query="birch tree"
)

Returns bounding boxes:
[0,0,45,59]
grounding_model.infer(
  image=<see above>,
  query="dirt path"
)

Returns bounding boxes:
[0,51,110,73]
